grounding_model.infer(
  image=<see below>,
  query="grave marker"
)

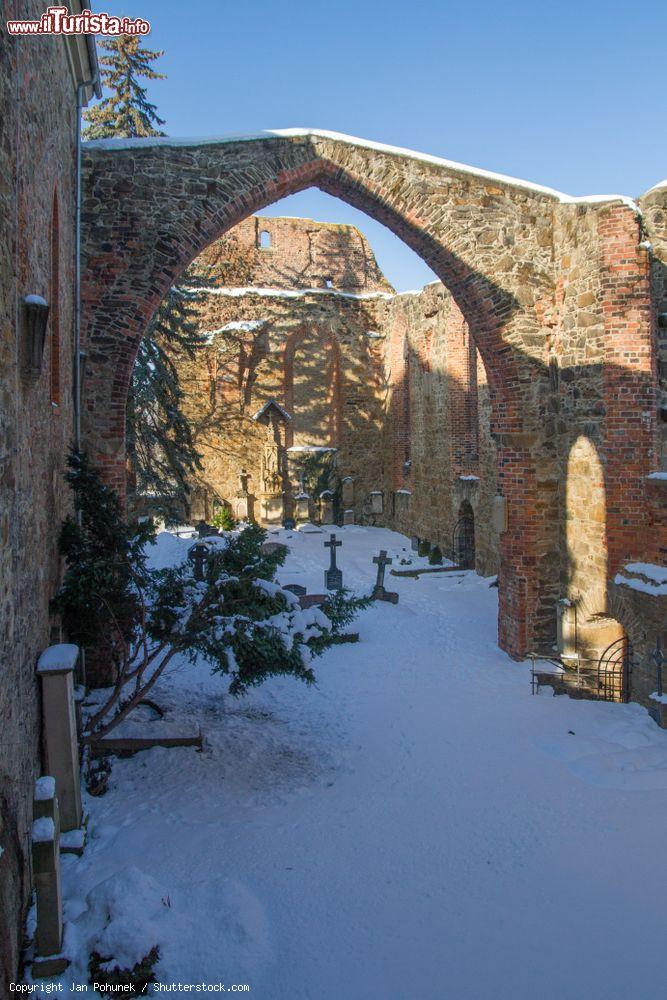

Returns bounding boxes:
[324,533,343,590]
[372,550,399,604]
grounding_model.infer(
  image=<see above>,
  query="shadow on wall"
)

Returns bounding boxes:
[79,140,661,661]
[175,296,387,522]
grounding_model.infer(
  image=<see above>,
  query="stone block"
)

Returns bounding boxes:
[36,646,82,832]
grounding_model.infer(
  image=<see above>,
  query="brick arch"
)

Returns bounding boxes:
[79,130,575,657]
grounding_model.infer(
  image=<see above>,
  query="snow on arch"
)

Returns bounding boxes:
[84,127,642,212]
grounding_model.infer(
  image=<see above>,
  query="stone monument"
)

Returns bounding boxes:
[372,550,399,604]
[324,533,343,590]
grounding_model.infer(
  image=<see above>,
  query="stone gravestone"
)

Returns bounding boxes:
[295,492,311,523]
[235,468,250,520]
[370,491,384,515]
[319,490,335,525]
[343,509,355,525]
[188,541,210,582]
[372,550,399,604]
[342,477,354,508]
[324,533,343,590]
[283,583,307,598]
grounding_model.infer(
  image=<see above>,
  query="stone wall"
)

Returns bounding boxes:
[377,283,499,575]
[0,9,84,986]
[81,129,664,664]
[173,219,499,574]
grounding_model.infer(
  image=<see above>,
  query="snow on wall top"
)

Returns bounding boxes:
[37,643,80,674]
[185,284,395,302]
[35,776,56,801]
[84,128,641,211]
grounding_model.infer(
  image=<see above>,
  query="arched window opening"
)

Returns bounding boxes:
[259,230,271,249]
[50,190,60,407]
[324,277,333,288]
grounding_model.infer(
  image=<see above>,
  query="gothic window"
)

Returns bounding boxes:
[259,230,271,249]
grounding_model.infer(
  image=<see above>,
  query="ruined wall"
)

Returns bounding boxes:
[377,282,499,575]
[176,219,392,523]
[175,220,498,573]
[550,199,665,686]
[196,215,393,294]
[0,9,81,987]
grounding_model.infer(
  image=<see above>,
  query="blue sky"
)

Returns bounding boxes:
[101,0,667,290]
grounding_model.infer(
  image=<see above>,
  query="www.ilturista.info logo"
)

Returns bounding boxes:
[6,5,150,35]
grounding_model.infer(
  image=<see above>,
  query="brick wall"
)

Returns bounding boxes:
[0,7,80,986]
[173,221,500,576]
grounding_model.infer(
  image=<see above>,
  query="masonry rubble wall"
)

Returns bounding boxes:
[0,7,84,986]
[172,219,498,571]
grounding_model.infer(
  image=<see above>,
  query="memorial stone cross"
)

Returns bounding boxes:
[188,541,209,582]
[373,550,392,589]
[372,550,399,604]
[324,533,343,590]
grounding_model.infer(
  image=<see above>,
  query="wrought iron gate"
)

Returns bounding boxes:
[452,514,475,569]
[597,635,630,703]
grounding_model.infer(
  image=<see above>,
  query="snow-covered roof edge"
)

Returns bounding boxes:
[252,399,292,422]
[83,128,640,211]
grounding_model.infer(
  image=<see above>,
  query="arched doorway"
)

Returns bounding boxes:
[453,500,475,569]
[79,130,575,658]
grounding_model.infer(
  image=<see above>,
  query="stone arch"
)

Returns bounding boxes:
[79,130,570,658]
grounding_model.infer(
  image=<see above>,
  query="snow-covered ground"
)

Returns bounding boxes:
[38,526,667,999]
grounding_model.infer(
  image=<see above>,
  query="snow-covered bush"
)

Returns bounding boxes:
[56,454,367,742]
[428,545,443,565]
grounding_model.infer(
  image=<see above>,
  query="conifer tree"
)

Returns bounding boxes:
[82,36,166,139]
[127,288,206,523]
[84,39,203,521]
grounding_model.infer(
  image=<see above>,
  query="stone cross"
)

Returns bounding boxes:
[372,550,399,604]
[324,533,343,590]
[373,550,392,589]
[652,636,664,698]
[188,541,209,582]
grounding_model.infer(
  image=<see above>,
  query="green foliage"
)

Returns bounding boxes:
[300,451,340,506]
[307,589,374,655]
[210,506,236,531]
[51,450,155,649]
[56,462,367,734]
[428,545,443,565]
[145,525,346,698]
[418,539,431,558]
[127,286,206,525]
[88,947,159,991]
[83,40,203,524]
[82,36,165,139]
